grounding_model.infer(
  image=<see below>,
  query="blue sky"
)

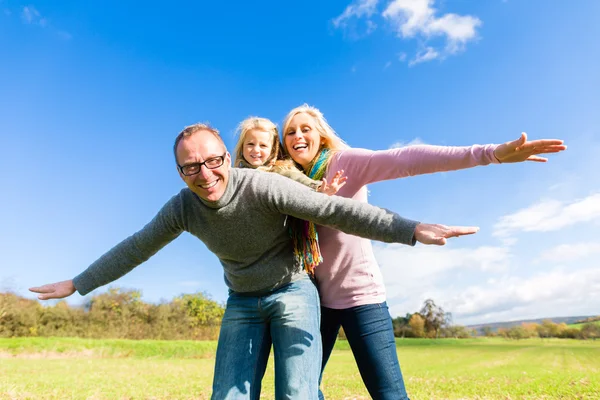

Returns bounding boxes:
[1,0,599,325]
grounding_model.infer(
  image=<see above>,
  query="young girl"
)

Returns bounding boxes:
[233,116,346,275]
[233,116,345,194]
[281,104,566,400]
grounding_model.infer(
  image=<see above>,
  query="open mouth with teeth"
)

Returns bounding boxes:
[293,144,308,150]
[198,179,219,189]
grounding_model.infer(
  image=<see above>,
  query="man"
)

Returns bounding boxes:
[30,123,477,399]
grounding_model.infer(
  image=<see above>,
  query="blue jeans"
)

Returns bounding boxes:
[211,276,322,400]
[319,302,410,400]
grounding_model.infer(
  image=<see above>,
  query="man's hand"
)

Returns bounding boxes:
[493,132,566,163]
[29,280,76,300]
[414,224,479,245]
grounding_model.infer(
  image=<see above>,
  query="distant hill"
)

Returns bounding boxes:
[467,315,598,333]
[569,320,600,329]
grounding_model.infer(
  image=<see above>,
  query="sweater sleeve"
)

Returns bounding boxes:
[72,194,186,295]
[334,144,500,188]
[261,173,419,246]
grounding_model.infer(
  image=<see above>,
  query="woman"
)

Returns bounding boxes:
[281,104,566,400]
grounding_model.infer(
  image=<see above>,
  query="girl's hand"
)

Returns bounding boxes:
[494,132,566,163]
[318,170,348,196]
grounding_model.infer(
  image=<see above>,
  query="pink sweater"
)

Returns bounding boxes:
[316,144,500,309]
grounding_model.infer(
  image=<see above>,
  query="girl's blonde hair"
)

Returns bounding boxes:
[281,104,349,171]
[233,117,295,171]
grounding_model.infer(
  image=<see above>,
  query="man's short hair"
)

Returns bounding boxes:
[173,123,225,165]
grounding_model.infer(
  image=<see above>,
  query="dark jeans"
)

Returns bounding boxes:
[319,302,410,400]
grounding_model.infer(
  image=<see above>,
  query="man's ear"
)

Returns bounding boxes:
[177,165,185,181]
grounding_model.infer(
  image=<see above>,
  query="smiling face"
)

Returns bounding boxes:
[176,130,231,202]
[283,112,323,170]
[242,129,274,167]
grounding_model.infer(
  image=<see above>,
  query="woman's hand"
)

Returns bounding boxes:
[318,170,348,196]
[494,132,566,163]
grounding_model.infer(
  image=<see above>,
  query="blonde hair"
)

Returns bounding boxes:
[234,117,295,171]
[173,122,224,164]
[281,104,349,171]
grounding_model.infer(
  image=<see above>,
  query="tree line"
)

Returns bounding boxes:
[391,299,600,340]
[1,288,224,340]
[2,291,598,340]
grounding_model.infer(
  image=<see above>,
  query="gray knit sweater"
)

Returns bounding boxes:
[73,168,419,295]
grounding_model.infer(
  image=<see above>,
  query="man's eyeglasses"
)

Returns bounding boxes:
[178,154,226,176]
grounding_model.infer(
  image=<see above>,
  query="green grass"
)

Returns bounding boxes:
[568,320,600,329]
[1,337,599,399]
[0,337,218,359]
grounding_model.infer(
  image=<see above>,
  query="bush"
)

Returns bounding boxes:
[580,323,600,340]
[0,288,226,340]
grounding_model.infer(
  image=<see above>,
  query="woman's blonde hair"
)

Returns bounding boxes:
[233,117,295,171]
[281,104,349,171]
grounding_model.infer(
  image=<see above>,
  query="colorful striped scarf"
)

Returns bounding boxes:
[289,149,330,275]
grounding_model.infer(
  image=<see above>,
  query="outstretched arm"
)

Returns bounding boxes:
[334,132,566,188]
[29,195,185,300]
[264,173,478,246]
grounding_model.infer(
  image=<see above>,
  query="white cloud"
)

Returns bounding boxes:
[537,242,600,263]
[16,6,71,39]
[382,0,481,64]
[389,137,427,148]
[398,52,407,62]
[332,0,481,64]
[446,267,600,322]
[332,0,379,37]
[408,46,439,66]
[383,0,481,48]
[383,0,434,37]
[500,237,518,247]
[376,243,511,292]
[376,243,512,278]
[377,240,600,323]
[21,6,46,27]
[493,193,600,237]
[375,242,513,320]
[375,227,600,324]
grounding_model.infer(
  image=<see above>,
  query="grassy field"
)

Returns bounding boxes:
[1,337,599,399]
[568,320,600,329]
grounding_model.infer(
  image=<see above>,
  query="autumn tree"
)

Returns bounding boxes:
[481,326,495,337]
[521,322,539,338]
[409,313,425,338]
[392,313,413,338]
[419,299,451,338]
[580,323,600,340]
